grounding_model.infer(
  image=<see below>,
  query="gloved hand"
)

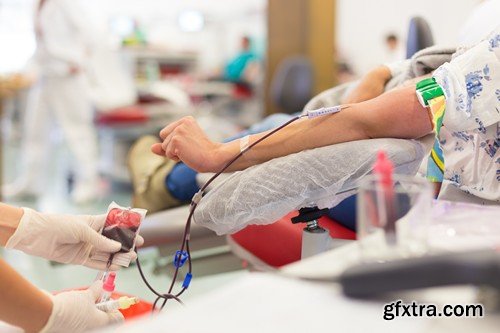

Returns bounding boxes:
[5,208,144,270]
[40,281,124,333]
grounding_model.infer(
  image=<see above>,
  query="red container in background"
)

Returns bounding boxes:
[111,291,152,319]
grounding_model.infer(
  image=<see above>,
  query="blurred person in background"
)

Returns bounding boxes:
[209,35,260,86]
[383,33,405,63]
[223,36,259,83]
[3,0,100,204]
[127,6,500,226]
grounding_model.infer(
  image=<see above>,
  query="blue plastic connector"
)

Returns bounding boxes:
[173,250,189,268]
[182,273,193,289]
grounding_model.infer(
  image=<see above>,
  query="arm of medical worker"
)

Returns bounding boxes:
[152,84,432,173]
[0,260,123,332]
[0,203,143,270]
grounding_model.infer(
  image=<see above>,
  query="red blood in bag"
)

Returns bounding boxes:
[103,208,142,252]
[106,208,142,228]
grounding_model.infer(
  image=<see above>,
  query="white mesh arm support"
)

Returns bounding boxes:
[194,138,428,235]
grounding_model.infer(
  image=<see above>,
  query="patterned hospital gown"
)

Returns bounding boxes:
[432,27,500,203]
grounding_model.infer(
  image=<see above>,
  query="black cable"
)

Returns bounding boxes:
[136,115,302,313]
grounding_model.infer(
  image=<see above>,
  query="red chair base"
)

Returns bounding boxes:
[229,212,356,268]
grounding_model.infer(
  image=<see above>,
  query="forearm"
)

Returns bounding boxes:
[223,85,432,171]
[0,203,24,246]
[0,259,52,333]
[364,65,392,85]
[341,65,392,104]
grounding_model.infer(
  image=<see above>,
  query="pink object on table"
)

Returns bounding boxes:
[373,150,396,243]
[373,150,394,187]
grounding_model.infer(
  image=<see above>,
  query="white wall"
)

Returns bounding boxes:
[0,0,266,73]
[336,0,481,75]
[83,0,267,72]
[2,0,487,76]
[0,0,36,73]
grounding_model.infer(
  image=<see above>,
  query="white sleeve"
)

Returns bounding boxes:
[383,59,411,78]
[432,27,500,132]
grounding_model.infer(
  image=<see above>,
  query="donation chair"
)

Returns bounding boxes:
[139,206,243,277]
[270,56,313,114]
[228,211,356,270]
[406,16,434,59]
[139,44,447,272]
[194,135,433,271]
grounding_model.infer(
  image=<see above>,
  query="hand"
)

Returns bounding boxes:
[341,66,391,104]
[151,116,230,172]
[5,208,144,270]
[40,281,124,333]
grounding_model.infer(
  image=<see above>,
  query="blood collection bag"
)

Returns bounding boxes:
[92,202,147,267]
[104,207,142,252]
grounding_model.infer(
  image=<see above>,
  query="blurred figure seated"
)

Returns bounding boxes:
[208,36,261,93]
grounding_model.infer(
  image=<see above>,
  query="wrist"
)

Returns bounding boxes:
[35,291,54,333]
[213,141,239,172]
[0,205,24,247]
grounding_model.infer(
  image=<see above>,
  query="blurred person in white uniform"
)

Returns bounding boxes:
[383,33,405,63]
[3,0,100,204]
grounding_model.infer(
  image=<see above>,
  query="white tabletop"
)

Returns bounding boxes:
[96,201,500,332]
[98,243,500,333]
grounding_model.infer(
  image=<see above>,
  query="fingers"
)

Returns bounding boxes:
[151,141,180,162]
[82,225,122,253]
[151,143,165,156]
[128,251,138,262]
[135,235,145,247]
[162,134,181,161]
[88,280,104,301]
[94,309,124,328]
[88,214,107,231]
[106,310,125,324]
[159,116,194,139]
[155,116,200,162]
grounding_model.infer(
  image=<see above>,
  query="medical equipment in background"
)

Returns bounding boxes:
[134,105,348,311]
[290,150,397,259]
[291,207,353,259]
[372,151,396,245]
[357,174,432,261]
[340,249,500,298]
[292,207,331,258]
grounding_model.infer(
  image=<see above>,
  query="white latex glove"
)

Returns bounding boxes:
[5,208,144,270]
[40,281,124,333]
